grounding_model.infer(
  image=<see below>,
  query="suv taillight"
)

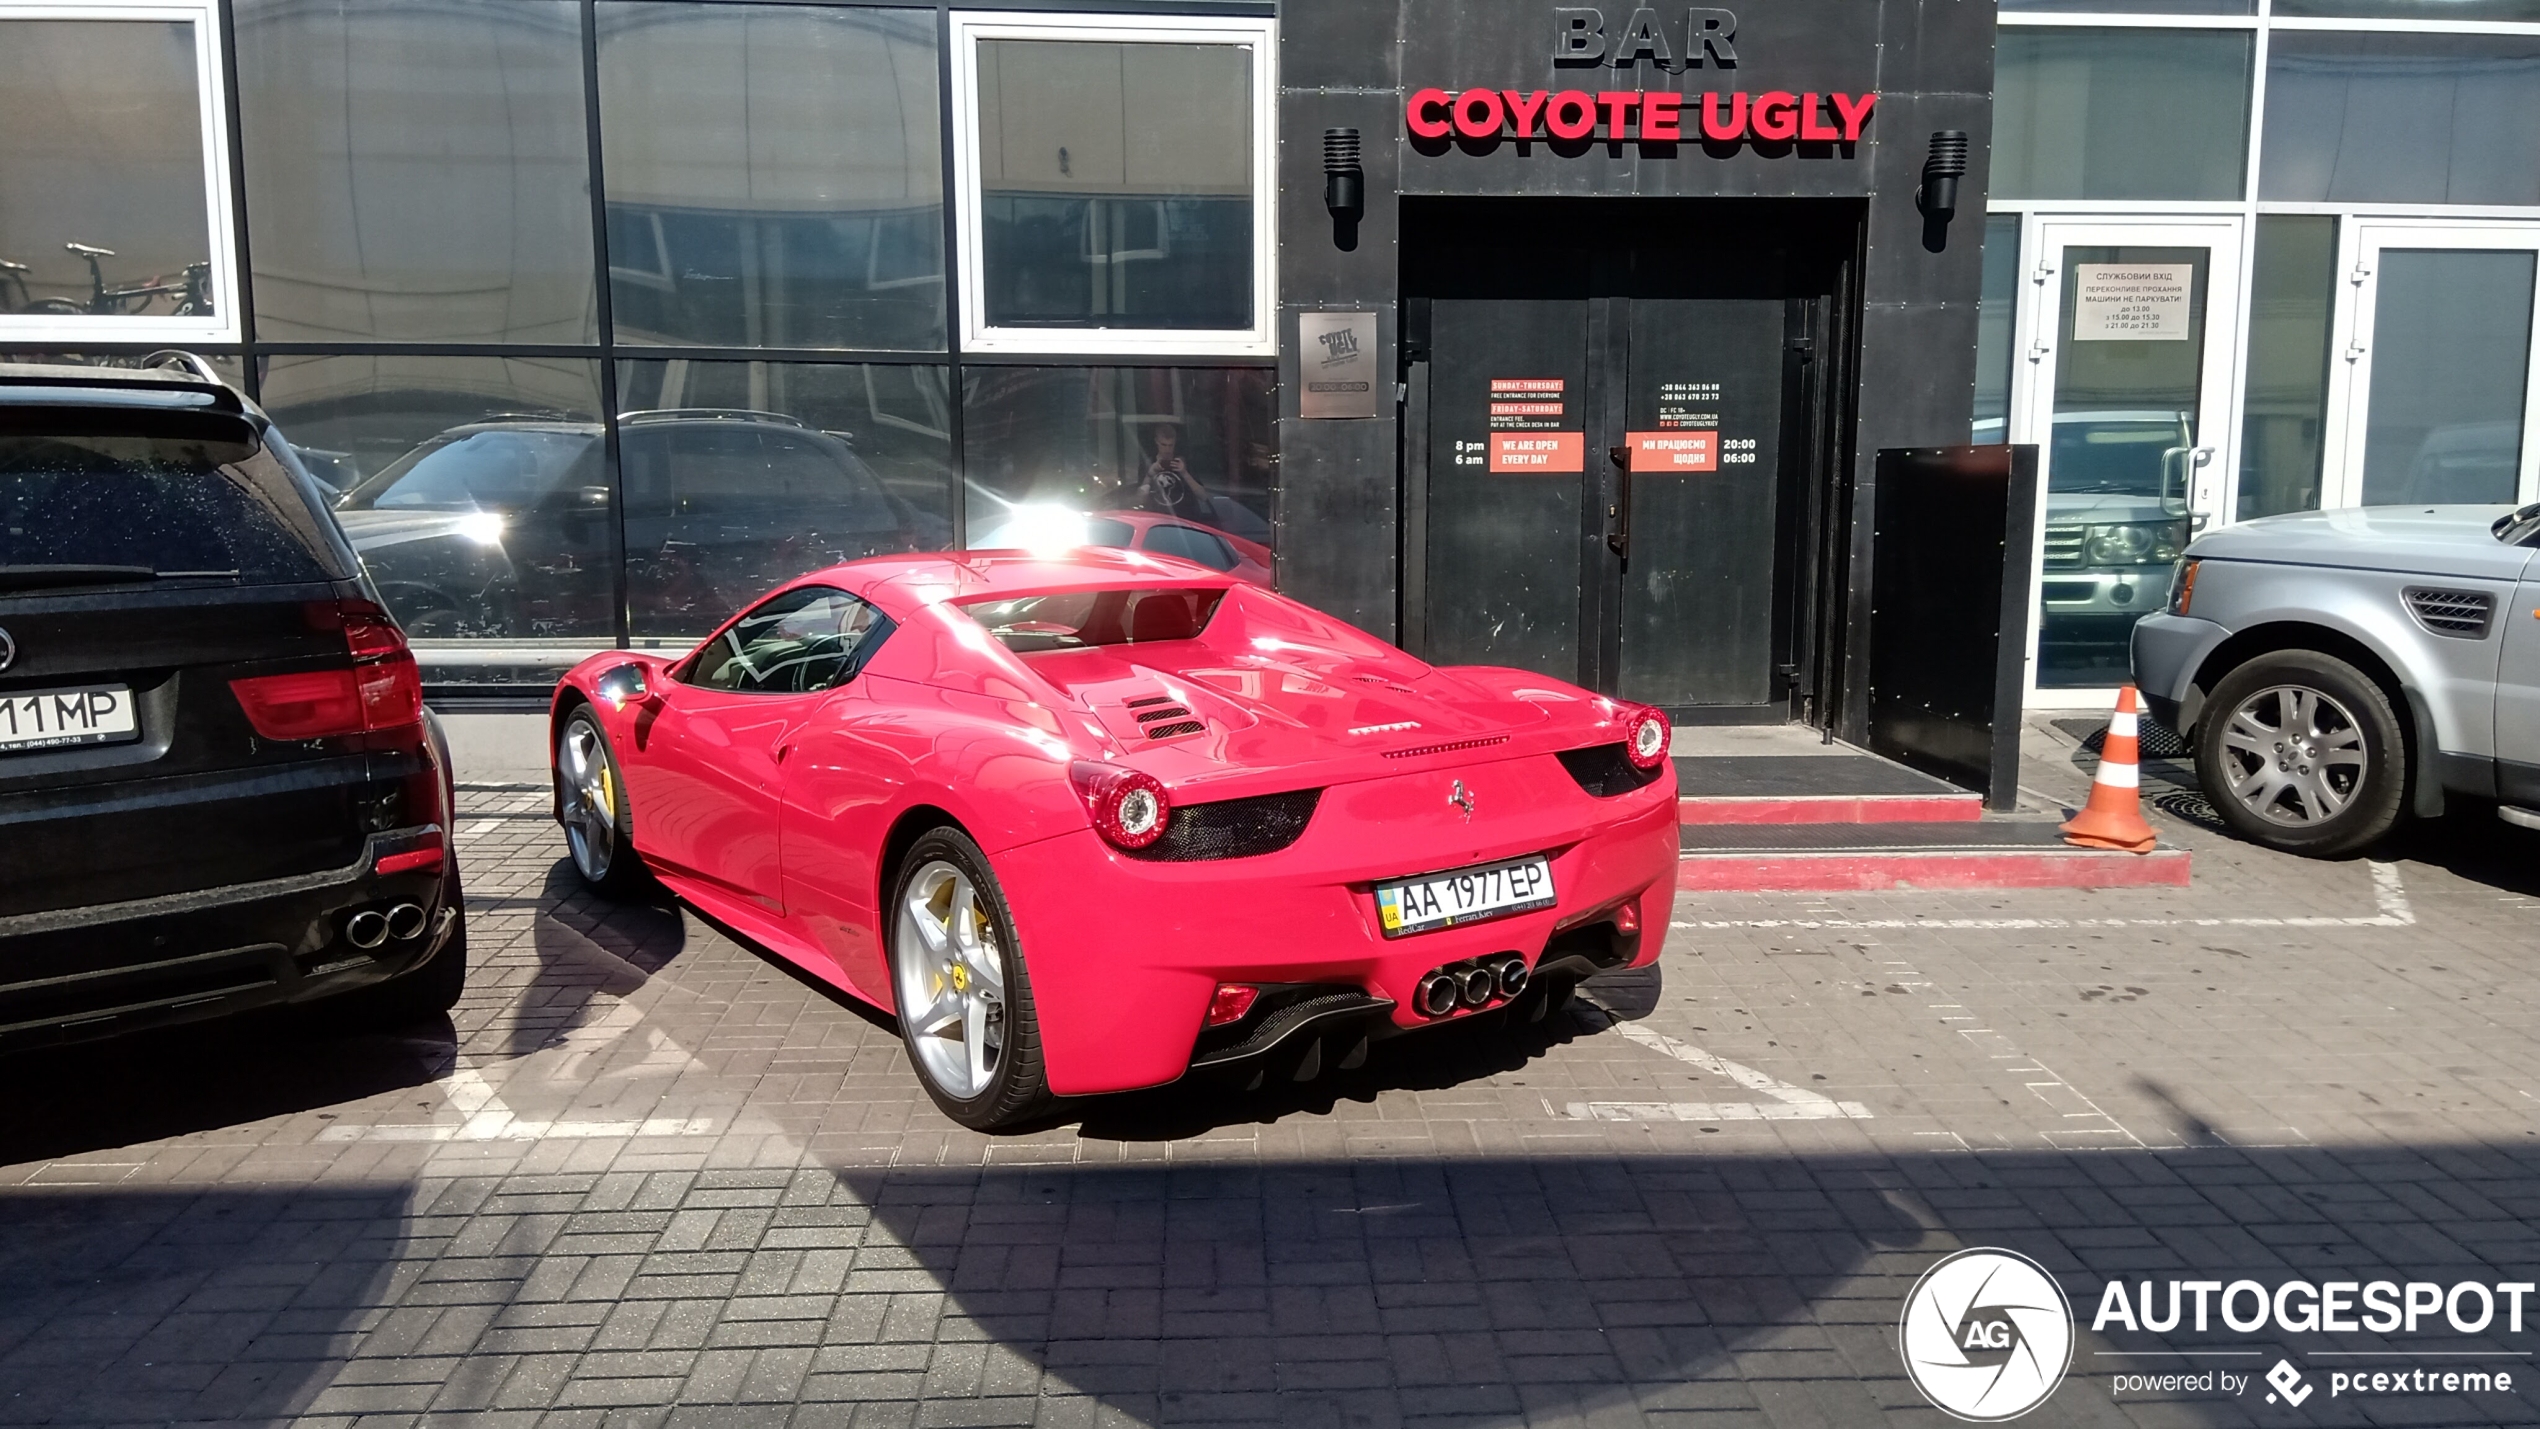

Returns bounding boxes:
[231,602,424,741]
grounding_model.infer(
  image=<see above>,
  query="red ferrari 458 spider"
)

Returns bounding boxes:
[551,549,1679,1130]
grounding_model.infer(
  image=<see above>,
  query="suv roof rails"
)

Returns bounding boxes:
[139,350,231,386]
[619,407,808,428]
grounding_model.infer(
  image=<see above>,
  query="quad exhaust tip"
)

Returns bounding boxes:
[345,909,390,950]
[386,903,428,941]
[1415,955,1535,1018]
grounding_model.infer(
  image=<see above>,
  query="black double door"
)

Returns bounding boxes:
[1401,200,1851,721]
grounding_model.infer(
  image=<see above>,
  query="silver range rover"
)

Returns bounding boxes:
[2131,502,2540,856]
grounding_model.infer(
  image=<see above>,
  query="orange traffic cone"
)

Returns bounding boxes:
[2062,685,2158,853]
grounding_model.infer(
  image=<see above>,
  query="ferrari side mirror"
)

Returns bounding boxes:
[595,663,652,710]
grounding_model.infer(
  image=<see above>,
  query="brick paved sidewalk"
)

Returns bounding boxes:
[3,720,2538,1426]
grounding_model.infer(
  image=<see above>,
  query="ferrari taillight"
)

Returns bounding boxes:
[231,602,424,741]
[1624,705,1671,771]
[1071,760,1172,850]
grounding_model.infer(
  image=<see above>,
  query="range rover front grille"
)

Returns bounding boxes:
[2403,587,2495,639]
[2042,524,2087,570]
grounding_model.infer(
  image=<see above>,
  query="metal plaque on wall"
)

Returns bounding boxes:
[1299,311,1380,419]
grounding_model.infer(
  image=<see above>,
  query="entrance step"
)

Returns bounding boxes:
[1676,819,2192,892]
[1675,753,1983,825]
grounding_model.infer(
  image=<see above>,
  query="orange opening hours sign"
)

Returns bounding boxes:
[1627,430,1717,472]
[1490,432,1583,473]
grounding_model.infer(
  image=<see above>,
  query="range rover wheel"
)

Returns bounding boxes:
[887,828,1054,1132]
[2195,649,2405,857]
[556,709,652,897]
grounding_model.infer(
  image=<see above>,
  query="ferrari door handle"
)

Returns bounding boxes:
[774,741,792,763]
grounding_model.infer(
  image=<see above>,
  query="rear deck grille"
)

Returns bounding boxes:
[2404,588,2495,638]
[1381,735,1509,760]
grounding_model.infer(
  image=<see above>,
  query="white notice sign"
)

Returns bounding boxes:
[2071,263,2194,341]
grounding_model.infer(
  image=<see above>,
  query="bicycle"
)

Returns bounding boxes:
[13,242,213,317]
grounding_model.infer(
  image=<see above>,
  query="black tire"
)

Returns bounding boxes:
[885,827,1054,1132]
[2195,649,2406,857]
[555,707,654,897]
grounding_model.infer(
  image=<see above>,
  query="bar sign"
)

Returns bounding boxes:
[1490,431,1584,472]
[1627,430,1717,472]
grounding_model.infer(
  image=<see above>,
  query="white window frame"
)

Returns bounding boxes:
[947,10,1277,358]
[0,0,241,346]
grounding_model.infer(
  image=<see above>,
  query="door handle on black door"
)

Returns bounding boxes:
[1606,445,1631,560]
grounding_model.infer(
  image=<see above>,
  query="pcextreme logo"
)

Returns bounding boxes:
[1900,1248,2077,1421]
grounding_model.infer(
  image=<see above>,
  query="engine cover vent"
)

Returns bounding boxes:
[2404,587,2495,639]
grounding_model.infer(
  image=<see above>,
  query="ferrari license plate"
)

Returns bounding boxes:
[0,686,138,754]
[1374,856,1556,938]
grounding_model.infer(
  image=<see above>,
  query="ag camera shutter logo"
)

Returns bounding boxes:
[1900,1248,2076,1421]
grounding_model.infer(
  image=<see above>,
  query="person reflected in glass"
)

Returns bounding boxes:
[1135,422,1214,524]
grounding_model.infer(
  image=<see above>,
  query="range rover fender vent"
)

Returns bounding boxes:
[2403,587,2496,639]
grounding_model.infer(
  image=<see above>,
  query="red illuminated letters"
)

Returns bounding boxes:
[1407,87,1451,139]
[1545,89,1597,140]
[1800,93,1840,142]
[1452,87,1505,139]
[1750,91,1799,141]
[1701,91,1747,141]
[1596,90,1640,135]
[1641,90,1683,141]
[1503,88,1549,138]
[1831,91,1877,141]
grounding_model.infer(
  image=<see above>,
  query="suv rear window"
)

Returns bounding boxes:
[0,413,340,585]
[958,587,1226,654]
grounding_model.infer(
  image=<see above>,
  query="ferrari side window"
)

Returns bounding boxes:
[686,585,889,694]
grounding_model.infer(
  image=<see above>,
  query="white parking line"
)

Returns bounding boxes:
[1558,999,1873,1123]
[1671,861,2413,931]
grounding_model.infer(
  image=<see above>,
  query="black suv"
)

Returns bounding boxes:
[0,357,464,1048]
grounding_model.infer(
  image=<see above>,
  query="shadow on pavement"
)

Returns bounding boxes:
[4,1139,2538,1424]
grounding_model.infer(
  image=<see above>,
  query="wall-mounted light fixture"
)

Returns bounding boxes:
[1918,130,1968,218]
[1324,128,1364,217]
[1324,127,1364,252]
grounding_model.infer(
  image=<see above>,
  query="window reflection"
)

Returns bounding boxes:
[976,40,1254,331]
[597,5,946,351]
[0,19,214,320]
[2261,34,2540,206]
[614,360,953,642]
[962,366,1275,586]
[1972,214,2020,444]
[1993,30,2252,201]
[236,0,596,344]
[256,355,610,648]
[2237,217,2336,521]
[2358,250,2533,506]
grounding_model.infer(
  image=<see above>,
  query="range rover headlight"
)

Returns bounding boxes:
[2083,520,2189,566]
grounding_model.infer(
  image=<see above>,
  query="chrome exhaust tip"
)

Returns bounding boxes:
[1416,972,1461,1018]
[1457,965,1497,1009]
[386,903,427,941]
[1494,956,1530,1000]
[345,909,390,951]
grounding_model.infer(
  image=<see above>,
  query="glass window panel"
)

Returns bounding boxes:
[2261,35,2540,206]
[2359,250,2533,507]
[1993,30,2252,201]
[597,5,945,351]
[976,41,1254,331]
[2041,246,2210,689]
[1974,214,2021,444]
[2276,0,2540,21]
[612,360,954,642]
[0,19,215,320]
[256,355,610,661]
[2002,0,2251,12]
[2237,217,2336,522]
[962,367,1276,582]
[236,0,597,344]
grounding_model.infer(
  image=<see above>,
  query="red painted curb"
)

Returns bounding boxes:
[1675,848,2193,892]
[1678,794,1984,825]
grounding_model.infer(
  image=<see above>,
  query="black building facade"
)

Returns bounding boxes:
[0,0,1998,736]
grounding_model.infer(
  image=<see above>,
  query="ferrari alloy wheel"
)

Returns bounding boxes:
[556,709,650,896]
[888,828,1052,1131]
[2196,649,2405,858]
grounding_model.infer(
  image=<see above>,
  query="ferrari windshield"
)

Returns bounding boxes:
[958,587,1226,654]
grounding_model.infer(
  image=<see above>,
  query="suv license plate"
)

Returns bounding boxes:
[1375,856,1556,938]
[0,686,138,753]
